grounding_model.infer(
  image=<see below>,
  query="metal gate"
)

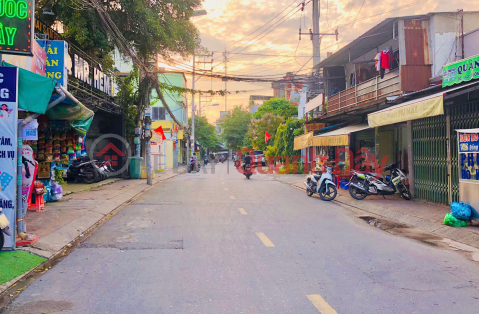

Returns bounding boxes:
[449,101,479,202]
[412,115,448,204]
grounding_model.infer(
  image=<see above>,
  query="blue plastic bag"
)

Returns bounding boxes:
[451,202,472,220]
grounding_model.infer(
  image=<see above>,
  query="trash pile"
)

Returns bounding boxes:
[444,202,479,227]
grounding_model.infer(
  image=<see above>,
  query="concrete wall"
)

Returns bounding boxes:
[465,29,479,58]
[151,72,188,125]
[430,12,479,76]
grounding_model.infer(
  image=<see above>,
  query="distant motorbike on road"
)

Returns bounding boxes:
[304,166,337,201]
[347,162,411,200]
[243,164,253,179]
[188,159,200,173]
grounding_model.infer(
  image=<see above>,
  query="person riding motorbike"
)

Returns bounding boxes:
[243,152,251,171]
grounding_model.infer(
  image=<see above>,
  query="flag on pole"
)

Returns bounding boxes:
[265,131,271,143]
[154,126,167,140]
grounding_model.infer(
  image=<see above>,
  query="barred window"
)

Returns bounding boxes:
[152,107,166,120]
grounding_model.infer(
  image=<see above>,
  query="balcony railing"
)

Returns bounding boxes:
[327,68,401,115]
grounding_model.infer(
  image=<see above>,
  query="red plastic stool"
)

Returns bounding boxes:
[28,194,45,212]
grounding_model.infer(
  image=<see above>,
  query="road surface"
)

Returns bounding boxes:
[3,162,479,314]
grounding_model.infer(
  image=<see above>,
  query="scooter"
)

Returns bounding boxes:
[67,157,100,184]
[95,160,110,181]
[204,157,208,166]
[0,207,13,251]
[348,162,411,200]
[243,164,253,179]
[304,166,337,201]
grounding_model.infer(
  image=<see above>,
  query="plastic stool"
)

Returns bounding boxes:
[28,194,45,212]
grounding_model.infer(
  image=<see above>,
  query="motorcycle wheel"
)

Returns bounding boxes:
[188,166,192,173]
[0,232,4,251]
[399,184,412,200]
[82,168,99,184]
[319,185,337,201]
[306,186,314,197]
[349,185,367,200]
[246,174,251,179]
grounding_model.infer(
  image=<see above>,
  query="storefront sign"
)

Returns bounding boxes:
[458,132,479,181]
[459,132,479,153]
[34,18,63,41]
[368,93,444,128]
[18,119,38,140]
[45,40,68,87]
[0,0,34,56]
[443,54,479,87]
[73,54,112,96]
[0,67,19,249]
[305,123,325,132]
[1,40,47,75]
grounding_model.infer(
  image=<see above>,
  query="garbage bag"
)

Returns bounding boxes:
[450,201,472,220]
[444,213,468,227]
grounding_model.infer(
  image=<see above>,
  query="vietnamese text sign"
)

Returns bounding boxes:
[458,132,479,181]
[443,54,479,87]
[0,0,34,56]
[0,67,19,249]
[45,40,68,87]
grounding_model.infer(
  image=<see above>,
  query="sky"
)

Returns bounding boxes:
[162,0,477,124]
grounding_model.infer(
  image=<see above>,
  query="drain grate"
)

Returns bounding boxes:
[132,201,181,205]
[80,240,183,250]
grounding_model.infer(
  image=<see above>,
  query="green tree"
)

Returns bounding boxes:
[221,107,252,152]
[189,117,218,149]
[246,113,284,151]
[116,68,140,141]
[252,98,298,119]
[274,118,303,160]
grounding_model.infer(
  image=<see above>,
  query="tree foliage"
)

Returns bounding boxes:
[116,68,140,141]
[252,98,298,119]
[274,118,303,160]
[189,116,218,149]
[246,113,284,151]
[220,107,252,152]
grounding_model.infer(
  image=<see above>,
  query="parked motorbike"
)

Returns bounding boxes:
[0,207,13,251]
[243,164,252,179]
[67,157,100,184]
[204,157,208,166]
[95,160,110,181]
[348,162,411,200]
[304,166,337,201]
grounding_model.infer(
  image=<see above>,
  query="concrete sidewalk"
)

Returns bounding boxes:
[0,166,186,294]
[288,178,479,249]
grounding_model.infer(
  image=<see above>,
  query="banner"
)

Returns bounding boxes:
[0,67,19,249]
[443,54,479,87]
[44,41,69,87]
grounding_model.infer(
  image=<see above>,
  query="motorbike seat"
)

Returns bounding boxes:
[313,174,322,180]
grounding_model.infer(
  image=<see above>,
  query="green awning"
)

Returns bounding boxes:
[46,95,94,137]
[2,61,56,114]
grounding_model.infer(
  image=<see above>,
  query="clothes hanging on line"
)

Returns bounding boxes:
[380,50,390,70]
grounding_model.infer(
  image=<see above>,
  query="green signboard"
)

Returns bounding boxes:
[443,54,479,87]
[0,0,34,56]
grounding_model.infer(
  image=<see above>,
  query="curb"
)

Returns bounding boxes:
[0,168,186,310]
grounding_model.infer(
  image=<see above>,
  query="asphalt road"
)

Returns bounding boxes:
[3,162,479,314]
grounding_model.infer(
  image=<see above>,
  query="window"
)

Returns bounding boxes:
[152,107,166,121]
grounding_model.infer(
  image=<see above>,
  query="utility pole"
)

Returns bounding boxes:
[223,50,228,111]
[312,0,320,69]
[191,54,196,160]
[460,9,464,59]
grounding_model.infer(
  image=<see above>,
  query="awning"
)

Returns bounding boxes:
[293,132,313,150]
[312,123,370,147]
[3,61,56,114]
[368,92,444,128]
[305,93,324,113]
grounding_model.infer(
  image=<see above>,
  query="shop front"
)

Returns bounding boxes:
[0,64,94,250]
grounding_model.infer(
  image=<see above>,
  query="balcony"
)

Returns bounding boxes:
[326,68,401,115]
